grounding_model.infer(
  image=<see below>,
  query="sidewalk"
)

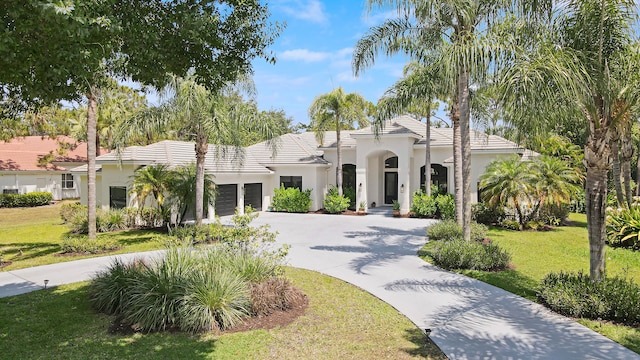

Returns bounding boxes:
[1,210,638,359]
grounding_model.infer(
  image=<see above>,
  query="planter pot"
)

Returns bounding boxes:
[357,210,366,215]
[393,210,400,217]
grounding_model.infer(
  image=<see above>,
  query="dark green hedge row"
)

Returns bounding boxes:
[0,192,53,208]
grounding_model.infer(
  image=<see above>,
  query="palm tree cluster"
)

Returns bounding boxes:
[129,163,216,225]
[479,155,583,229]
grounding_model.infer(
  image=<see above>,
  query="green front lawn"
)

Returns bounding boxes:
[422,213,640,354]
[0,267,445,359]
[0,202,166,271]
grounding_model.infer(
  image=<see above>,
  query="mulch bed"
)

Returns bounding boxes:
[0,261,13,269]
[55,248,122,257]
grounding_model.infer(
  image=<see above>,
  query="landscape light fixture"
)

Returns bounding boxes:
[400,184,405,193]
[44,279,49,289]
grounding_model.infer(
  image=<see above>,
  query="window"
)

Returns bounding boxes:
[342,164,356,190]
[280,176,302,190]
[420,164,448,193]
[3,189,18,194]
[384,156,398,168]
[62,173,74,189]
[110,186,127,209]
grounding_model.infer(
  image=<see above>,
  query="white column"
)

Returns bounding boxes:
[238,183,245,214]
[398,152,411,215]
[356,168,367,211]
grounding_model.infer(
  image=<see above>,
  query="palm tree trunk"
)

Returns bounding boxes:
[611,138,624,207]
[86,86,99,240]
[585,131,610,282]
[425,111,431,196]
[458,68,472,242]
[620,126,634,206]
[336,126,343,196]
[636,143,640,196]
[195,133,208,225]
[451,98,463,227]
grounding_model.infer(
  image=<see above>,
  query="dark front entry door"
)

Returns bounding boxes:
[384,172,398,204]
[244,183,262,211]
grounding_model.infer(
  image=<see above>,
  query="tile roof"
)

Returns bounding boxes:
[0,136,101,171]
[248,133,329,165]
[97,140,272,174]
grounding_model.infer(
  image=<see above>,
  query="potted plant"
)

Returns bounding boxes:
[392,200,401,217]
[357,201,366,215]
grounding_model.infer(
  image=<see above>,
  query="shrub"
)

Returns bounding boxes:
[60,202,86,223]
[343,186,356,210]
[607,206,640,249]
[537,203,570,226]
[411,190,437,218]
[0,192,52,208]
[89,243,293,333]
[427,220,487,242]
[250,277,306,316]
[570,191,586,214]
[324,192,350,214]
[428,239,511,271]
[472,202,505,225]
[271,186,312,213]
[98,210,127,233]
[538,272,640,325]
[435,194,455,220]
[88,259,146,315]
[61,234,119,254]
[178,269,251,332]
[501,219,521,231]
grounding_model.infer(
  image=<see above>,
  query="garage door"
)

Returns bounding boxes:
[215,184,238,216]
[244,183,262,211]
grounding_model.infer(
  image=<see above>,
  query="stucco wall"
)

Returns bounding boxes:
[0,171,80,200]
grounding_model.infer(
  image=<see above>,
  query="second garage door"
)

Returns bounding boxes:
[244,183,262,211]
[215,184,238,216]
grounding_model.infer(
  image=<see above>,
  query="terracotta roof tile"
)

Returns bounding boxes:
[0,136,105,171]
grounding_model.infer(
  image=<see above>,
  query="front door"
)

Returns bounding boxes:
[384,172,398,204]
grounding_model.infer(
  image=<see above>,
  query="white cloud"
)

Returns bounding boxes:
[336,71,359,83]
[280,49,331,62]
[361,9,399,26]
[255,73,312,86]
[278,0,328,24]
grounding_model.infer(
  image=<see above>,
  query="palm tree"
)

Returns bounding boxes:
[129,164,172,213]
[375,62,445,197]
[529,155,583,217]
[167,163,216,224]
[479,156,534,229]
[353,0,551,241]
[498,0,640,280]
[308,87,369,196]
[115,74,276,226]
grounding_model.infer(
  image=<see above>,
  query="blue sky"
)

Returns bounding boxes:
[251,0,411,126]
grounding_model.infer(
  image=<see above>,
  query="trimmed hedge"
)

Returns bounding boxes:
[427,239,511,271]
[271,186,312,213]
[0,192,52,208]
[538,272,640,326]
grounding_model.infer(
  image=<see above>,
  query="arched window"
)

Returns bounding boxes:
[384,156,398,168]
[420,164,448,193]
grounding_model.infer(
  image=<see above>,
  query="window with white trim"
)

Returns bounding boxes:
[62,173,75,189]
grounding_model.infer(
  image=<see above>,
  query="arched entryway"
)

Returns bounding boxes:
[384,155,399,204]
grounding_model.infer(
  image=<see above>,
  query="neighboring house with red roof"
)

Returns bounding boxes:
[73,116,537,218]
[0,136,100,200]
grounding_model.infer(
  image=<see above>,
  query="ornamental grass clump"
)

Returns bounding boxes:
[606,206,640,249]
[538,271,640,325]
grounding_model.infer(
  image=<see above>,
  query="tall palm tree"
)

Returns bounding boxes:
[530,155,583,217]
[353,0,551,241]
[498,0,640,280]
[116,74,276,225]
[308,87,369,196]
[375,62,445,197]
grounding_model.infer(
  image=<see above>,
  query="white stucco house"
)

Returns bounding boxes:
[73,116,532,218]
[0,136,97,201]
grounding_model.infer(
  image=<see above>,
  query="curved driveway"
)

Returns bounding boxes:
[0,208,638,359]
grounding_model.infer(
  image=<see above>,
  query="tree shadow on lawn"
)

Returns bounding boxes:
[102,228,165,246]
[402,327,448,359]
[1,242,60,261]
[0,284,216,359]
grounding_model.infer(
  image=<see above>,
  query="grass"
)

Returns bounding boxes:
[0,267,445,359]
[421,213,640,354]
[0,201,166,271]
